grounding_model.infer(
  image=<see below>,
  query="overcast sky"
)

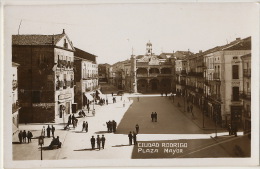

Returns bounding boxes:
[5,3,257,64]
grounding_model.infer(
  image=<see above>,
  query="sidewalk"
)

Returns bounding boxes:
[168,95,225,132]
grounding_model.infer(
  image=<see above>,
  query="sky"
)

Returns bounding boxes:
[4,2,257,64]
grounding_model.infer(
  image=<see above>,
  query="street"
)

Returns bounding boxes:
[12,85,250,160]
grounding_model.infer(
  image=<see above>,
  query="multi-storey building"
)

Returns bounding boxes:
[12,29,75,123]
[130,42,175,93]
[98,63,110,83]
[241,53,251,135]
[74,47,98,110]
[12,62,20,133]
[204,37,251,127]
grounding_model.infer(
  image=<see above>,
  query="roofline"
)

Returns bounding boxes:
[74,56,95,63]
[12,44,75,52]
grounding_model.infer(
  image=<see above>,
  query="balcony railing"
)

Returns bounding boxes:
[136,74,148,77]
[12,80,18,90]
[213,73,220,81]
[12,102,20,113]
[243,69,251,78]
[149,73,159,77]
[240,92,251,100]
[231,94,241,102]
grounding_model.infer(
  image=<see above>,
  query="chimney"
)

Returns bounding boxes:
[62,29,65,34]
[52,34,54,44]
[236,37,241,41]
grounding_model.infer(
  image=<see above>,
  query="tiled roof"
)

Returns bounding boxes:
[12,34,65,45]
[223,37,251,50]
[74,47,97,63]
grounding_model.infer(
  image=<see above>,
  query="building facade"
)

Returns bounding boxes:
[12,29,75,123]
[12,62,20,132]
[74,47,98,110]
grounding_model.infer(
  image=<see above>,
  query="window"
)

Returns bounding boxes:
[233,56,238,59]
[232,65,239,79]
[232,87,239,101]
[32,91,41,103]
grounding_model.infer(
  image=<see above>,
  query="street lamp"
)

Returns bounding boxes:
[38,136,44,160]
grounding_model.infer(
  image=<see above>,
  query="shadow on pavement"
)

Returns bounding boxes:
[112,144,132,147]
[73,131,88,133]
[12,142,21,144]
[74,148,99,151]
[95,130,109,134]
[39,146,57,151]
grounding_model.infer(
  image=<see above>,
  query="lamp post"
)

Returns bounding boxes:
[38,136,44,160]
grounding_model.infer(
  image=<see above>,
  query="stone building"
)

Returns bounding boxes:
[12,62,20,133]
[74,47,98,110]
[12,29,75,123]
[130,42,175,93]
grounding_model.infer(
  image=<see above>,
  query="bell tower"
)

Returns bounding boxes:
[146,41,152,56]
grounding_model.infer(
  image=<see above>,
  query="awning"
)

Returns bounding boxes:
[84,93,94,101]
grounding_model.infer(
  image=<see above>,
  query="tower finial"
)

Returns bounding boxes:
[62,29,65,34]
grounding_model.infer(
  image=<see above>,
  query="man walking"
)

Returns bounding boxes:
[18,131,22,144]
[128,132,133,145]
[22,130,27,143]
[154,112,157,122]
[101,135,106,149]
[27,131,33,143]
[112,120,117,133]
[135,124,139,134]
[82,121,86,131]
[51,125,55,137]
[85,121,88,132]
[47,125,51,138]
[133,131,137,145]
[96,135,101,150]
[151,112,154,122]
[91,136,95,150]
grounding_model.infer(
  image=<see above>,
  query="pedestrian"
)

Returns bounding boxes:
[47,125,51,138]
[22,130,27,143]
[96,135,101,150]
[133,131,137,145]
[233,125,238,137]
[123,100,125,107]
[41,126,45,137]
[135,124,139,134]
[68,114,72,125]
[228,123,232,136]
[18,131,22,144]
[72,114,76,122]
[91,136,95,150]
[114,97,116,103]
[190,104,193,113]
[161,92,163,97]
[154,112,157,122]
[27,131,33,143]
[106,99,108,105]
[51,125,55,137]
[85,121,88,132]
[101,135,106,149]
[151,112,154,122]
[112,120,117,132]
[128,132,133,145]
[106,121,110,132]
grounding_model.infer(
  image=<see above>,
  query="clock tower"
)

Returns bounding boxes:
[146,41,152,56]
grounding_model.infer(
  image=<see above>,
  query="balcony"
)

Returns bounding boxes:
[12,102,20,113]
[149,73,158,77]
[158,73,172,77]
[240,92,251,100]
[231,94,241,102]
[243,69,251,78]
[213,73,220,81]
[136,74,148,78]
[12,80,18,90]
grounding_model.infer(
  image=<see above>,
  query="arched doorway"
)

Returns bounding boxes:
[137,79,148,93]
[136,68,148,77]
[150,79,159,91]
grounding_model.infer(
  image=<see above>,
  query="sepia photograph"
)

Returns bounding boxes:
[3,1,260,168]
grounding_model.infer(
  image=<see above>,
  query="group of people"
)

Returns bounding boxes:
[151,112,158,122]
[90,135,106,150]
[18,130,33,144]
[128,131,137,145]
[82,121,89,132]
[78,109,86,117]
[42,125,55,138]
[99,98,108,105]
[65,114,78,129]
[228,123,238,137]
[48,136,62,149]
[106,120,117,133]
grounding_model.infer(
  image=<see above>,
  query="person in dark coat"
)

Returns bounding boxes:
[154,112,157,122]
[46,125,51,138]
[135,124,139,134]
[133,131,137,145]
[18,131,22,144]
[68,114,72,125]
[151,112,154,122]
[106,121,110,132]
[82,121,86,131]
[85,121,88,132]
[22,130,27,143]
[27,131,33,143]
[101,135,106,149]
[228,123,232,136]
[91,136,95,150]
[72,114,76,122]
[128,132,133,145]
[112,120,117,132]
[96,135,101,150]
[51,125,55,137]
[106,99,108,105]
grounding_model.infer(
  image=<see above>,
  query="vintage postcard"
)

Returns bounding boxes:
[3,1,260,168]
